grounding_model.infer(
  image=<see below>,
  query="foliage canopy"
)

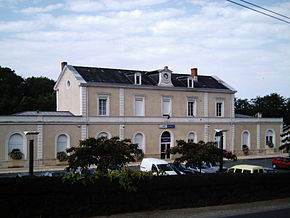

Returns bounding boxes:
[0,66,56,115]
[66,137,142,173]
[235,93,290,124]
[167,140,237,172]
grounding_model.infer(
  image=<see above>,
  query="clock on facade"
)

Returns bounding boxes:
[163,73,169,80]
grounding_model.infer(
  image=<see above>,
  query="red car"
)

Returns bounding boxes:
[272,157,290,169]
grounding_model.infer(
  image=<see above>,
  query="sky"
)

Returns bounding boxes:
[0,0,289,99]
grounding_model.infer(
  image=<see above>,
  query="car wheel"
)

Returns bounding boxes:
[272,164,277,169]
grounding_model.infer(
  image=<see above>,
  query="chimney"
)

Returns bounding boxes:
[191,68,198,81]
[61,61,67,71]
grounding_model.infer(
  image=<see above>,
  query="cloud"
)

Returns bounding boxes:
[17,3,63,14]
[0,0,289,98]
[65,0,169,12]
[0,0,24,8]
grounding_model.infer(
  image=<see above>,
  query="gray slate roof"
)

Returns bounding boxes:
[235,113,253,118]
[13,111,74,116]
[73,66,231,90]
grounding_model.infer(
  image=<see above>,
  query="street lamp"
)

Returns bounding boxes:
[215,129,228,173]
[24,131,39,176]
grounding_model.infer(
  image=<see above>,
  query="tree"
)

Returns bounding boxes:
[0,66,56,115]
[234,98,253,116]
[0,66,24,115]
[167,140,237,173]
[235,93,289,125]
[251,93,287,119]
[66,137,142,173]
[19,77,56,112]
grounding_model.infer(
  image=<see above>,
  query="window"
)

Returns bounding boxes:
[266,129,275,147]
[98,94,109,116]
[134,73,142,85]
[97,132,110,138]
[57,134,68,153]
[66,80,71,88]
[8,133,24,153]
[162,97,171,116]
[243,170,251,174]
[134,96,145,116]
[134,133,144,151]
[188,132,196,143]
[216,99,224,117]
[241,131,250,149]
[187,78,194,88]
[187,98,196,117]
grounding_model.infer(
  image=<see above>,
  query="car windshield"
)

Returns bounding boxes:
[157,164,172,171]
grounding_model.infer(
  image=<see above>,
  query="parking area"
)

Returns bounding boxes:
[0,153,289,177]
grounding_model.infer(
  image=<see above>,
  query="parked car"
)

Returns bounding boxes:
[263,167,278,173]
[41,170,68,177]
[16,172,31,177]
[203,162,227,172]
[140,158,177,175]
[227,164,264,174]
[188,164,217,173]
[172,163,196,174]
[272,157,290,169]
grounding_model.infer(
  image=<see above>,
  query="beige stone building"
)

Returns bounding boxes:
[0,62,283,168]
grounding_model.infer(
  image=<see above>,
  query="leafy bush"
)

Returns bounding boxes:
[57,151,67,162]
[108,167,153,192]
[9,149,23,160]
[61,167,152,191]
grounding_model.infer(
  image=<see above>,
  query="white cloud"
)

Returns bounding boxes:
[0,0,289,98]
[65,0,169,12]
[0,0,24,8]
[17,3,63,14]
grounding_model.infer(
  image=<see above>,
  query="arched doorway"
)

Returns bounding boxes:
[160,131,171,159]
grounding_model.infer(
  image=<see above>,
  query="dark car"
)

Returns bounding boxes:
[40,170,68,177]
[272,157,290,169]
[169,163,196,175]
[263,167,278,173]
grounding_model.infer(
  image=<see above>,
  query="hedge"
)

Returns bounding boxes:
[0,173,290,217]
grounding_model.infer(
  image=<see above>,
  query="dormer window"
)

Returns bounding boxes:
[187,77,194,88]
[134,73,142,85]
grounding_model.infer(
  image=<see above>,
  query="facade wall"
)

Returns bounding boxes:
[235,124,258,151]
[42,124,81,163]
[87,87,120,117]
[87,86,232,118]
[208,92,233,118]
[0,118,283,167]
[0,124,38,160]
[56,69,81,115]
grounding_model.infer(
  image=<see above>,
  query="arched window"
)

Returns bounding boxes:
[134,133,144,152]
[266,129,275,147]
[57,134,68,153]
[242,131,250,147]
[97,132,110,138]
[188,132,196,143]
[8,133,24,153]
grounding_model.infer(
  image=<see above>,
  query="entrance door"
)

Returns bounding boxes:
[161,131,171,159]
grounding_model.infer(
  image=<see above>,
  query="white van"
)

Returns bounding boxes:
[140,158,177,176]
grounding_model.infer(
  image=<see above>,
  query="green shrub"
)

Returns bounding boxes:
[57,151,67,162]
[108,167,153,192]
[9,149,23,160]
